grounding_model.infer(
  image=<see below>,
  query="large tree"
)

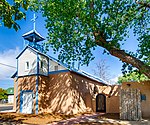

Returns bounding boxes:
[1,0,150,78]
[36,0,150,78]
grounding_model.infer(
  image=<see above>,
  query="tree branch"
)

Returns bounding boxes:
[93,31,150,78]
[136,1,150,9]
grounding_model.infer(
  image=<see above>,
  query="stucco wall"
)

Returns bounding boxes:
[98,85,120,113]
[38,71,107,114]
[71,72,105,113]
[38,72,79,114]
[14,71,120,115]
[122,81,150,118]
[70,73,120,114]
[15,76,37,113]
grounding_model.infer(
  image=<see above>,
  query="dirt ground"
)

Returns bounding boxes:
[0,112,77,124]
[0,113,150,125]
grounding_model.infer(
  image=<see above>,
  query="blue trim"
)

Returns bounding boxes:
[17,74,48,78]
[20,90,33,113]
[16,58,18,80]
[16,46,46,59]
[48,70,69,75]
[11,71,17,78]
[16,46,28,59]
[20,91,23,113]
[35,53,39,114]
[16,59,18,112]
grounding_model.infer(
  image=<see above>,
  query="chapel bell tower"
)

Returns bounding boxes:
[22,14,45,52]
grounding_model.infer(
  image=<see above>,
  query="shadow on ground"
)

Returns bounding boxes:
[0,113,149,125]
[0,112,77,125]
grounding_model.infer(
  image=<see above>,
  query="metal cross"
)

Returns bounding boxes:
[31,13,38,30]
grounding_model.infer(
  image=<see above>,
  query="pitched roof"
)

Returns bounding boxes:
[22,30,45,42]
[11,71,17,78]
[16,45,48,59]
[15,45,108,85]
[70,69,108,85]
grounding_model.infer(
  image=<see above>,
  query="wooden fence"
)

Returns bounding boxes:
[120,88,142,120]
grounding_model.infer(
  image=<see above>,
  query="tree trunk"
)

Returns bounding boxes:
[94,32,150,78]
[109,48,150,78]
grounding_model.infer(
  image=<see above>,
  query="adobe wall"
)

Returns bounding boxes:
[122,81,150,118]
[38,72,76,114]
[15,76,37,113]
[38,71,120,114]
[70,72,104,113]
[14,71,120,115]
[99,85,120,113]
[69,72,120,114]
[38,71,106,114]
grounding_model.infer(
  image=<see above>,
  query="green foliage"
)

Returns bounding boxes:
[0,88,7,100]
[118,71,149,84]
[1,0,150,77]
[138,34,150,66]
[0,0,30,31]
[32,0,150,67]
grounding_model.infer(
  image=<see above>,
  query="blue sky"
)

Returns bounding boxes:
[0,11,139,89]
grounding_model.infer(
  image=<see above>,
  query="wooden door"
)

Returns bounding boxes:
[120,89,141,120]
[96,94,106,112]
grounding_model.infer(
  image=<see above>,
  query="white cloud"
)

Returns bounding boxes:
[109,74,123,84]
[0,47,21,80]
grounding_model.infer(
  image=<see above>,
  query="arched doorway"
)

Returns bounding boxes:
[96,94,106,112]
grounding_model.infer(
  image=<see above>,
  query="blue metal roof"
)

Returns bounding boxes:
[11,71,17,78]
[70,69,108,85]
[22,30,45,42]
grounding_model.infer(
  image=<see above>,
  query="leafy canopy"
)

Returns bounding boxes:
[32,0,150,67]
[1,0,150,77]
[118,71,149,84]
[0,0,30,31]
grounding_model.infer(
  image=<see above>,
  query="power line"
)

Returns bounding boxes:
[0,62,16,69]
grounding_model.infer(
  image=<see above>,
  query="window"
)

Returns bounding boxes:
[40,61,43,68]
[25,61,29,70]
[141,94,146,101]
[54,65,58,71]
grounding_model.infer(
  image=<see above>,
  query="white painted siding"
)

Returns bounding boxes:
[39,54,49,75]
[18,48,37,76]
[49,59,66,72]
[8,95,14,104]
